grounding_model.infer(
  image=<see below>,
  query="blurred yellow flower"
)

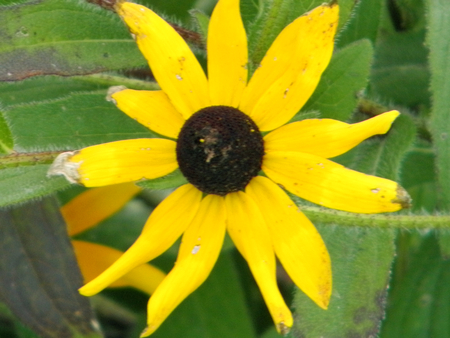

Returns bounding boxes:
[49,0,410,335]
[61,183,165,296]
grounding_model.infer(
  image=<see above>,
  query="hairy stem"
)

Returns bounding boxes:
[0,151,62,168]
[301,204,450,229]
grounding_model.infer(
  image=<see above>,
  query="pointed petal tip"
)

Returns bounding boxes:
[140,326,154,337]
[78,284,95,297]
[387,109,400,118]
[380,110,401,132]
[79,275,123,296]
[382,110,401,125]
[47,151,81,183]
[312,282,331,310]
[115,2,156,38]
[316,295,330,310]
[140,318,161,337]
[115,1,138,16]
[394,185,412,209]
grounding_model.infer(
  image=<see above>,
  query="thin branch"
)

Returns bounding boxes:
[301,204,450,229]
[0,151,62,168]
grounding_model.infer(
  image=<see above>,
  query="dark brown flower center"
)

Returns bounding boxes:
[176,106,264,196]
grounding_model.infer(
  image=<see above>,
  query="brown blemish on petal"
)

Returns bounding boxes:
[47,151,82,184]
[277,322,291,336]
[317,280,331,309]
[392,185,412,209]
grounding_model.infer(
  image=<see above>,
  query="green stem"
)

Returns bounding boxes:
[301,205,450,229]
[74,74,160,90]
[0,151,61,168]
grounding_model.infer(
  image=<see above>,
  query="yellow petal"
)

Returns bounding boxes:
[62,183,141,236]
[263,151,411,213]
[264,111,400,158]
[51,139,177,187]
[240,4,339,131]
[79,184,202,296]
[141,195,226,336]
[207,0,248,107]
[117,2,209,118]
[225,191,293,334]
[246,177,331,309]
[111,89,185,139]
[72,240,165,295]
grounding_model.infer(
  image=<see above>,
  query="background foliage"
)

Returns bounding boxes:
[0,0,448,337]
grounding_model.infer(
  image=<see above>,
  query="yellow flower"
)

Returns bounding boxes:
[60,182,165,296]
[49,0,410,335]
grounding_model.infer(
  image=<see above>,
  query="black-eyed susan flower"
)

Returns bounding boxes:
[49,0,411,335]
[61,183,166,295]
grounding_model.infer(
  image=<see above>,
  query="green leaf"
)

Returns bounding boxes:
[285,0,328,22]
[370,29,430,107]
[337,0,383,47]
[140,0,200,24]
[359,114,416,179]
[261,327,281,338]
[247,0,324,68]
[0,76,109,107]
[336,0,357,32]
[400,141,437,212]
[427,0,450,210]
[302,39,373,121]
[0,0,146,81]
[189,9,209,43]
[0,164,70,207]
[388,0,426,31]
[247,0,295,67]
[240,0,262,34]
[0,86,163,207]
[0,112,13,154]
[3,92,154,152]
[0,197,102,338]
[438,231,450,260]
[380,235,450,338]
[0,75,159,108]
[369,0,429,108]
[291,225,396,338]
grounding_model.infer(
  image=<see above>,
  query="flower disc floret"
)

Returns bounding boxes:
[176,106,264,195]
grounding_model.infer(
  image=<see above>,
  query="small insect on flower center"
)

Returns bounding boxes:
[176,106,264,196]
